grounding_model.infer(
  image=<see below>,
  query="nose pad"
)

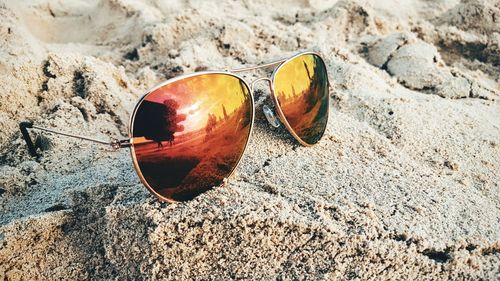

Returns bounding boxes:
[263,105,280,128]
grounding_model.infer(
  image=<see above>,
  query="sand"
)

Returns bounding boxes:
[0,0,499,279]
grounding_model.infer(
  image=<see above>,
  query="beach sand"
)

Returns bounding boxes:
[0,0,499,279]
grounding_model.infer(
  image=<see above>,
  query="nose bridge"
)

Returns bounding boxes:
[250,77,273,93]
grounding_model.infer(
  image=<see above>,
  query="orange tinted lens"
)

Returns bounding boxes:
[273,53,329,145]
[131,73,253,202]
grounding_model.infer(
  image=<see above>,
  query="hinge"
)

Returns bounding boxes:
[111,139,132,150]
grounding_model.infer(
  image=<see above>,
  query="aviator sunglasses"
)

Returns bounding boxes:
[20,51,330,202]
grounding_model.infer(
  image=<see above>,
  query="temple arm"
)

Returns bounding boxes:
[19,121,131,157]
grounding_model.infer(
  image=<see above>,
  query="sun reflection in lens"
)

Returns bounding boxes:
[131,73,253,201]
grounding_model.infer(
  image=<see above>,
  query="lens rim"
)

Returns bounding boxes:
[270,52,330,147]
[128,71,255,203]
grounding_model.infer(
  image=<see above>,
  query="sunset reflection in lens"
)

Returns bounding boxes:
[131,73,253,202]
[273,53,329,145]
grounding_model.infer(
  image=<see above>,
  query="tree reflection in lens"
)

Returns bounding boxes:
[131,74,252,201]
[274,54,329,145]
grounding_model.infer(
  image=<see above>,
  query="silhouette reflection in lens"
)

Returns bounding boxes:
[131,73,252,201]
[273,54,329,145]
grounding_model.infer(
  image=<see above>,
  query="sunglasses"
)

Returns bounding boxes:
[19,51,330,202]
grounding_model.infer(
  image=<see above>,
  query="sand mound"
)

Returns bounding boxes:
[0,0,499,279]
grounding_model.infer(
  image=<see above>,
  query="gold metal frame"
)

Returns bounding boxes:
[20,50,330,203]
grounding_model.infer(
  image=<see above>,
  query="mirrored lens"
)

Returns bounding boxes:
[131,73,253,202]
[273,53,329,145]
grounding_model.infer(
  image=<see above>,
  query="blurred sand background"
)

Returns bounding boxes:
[0,0,499,279]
